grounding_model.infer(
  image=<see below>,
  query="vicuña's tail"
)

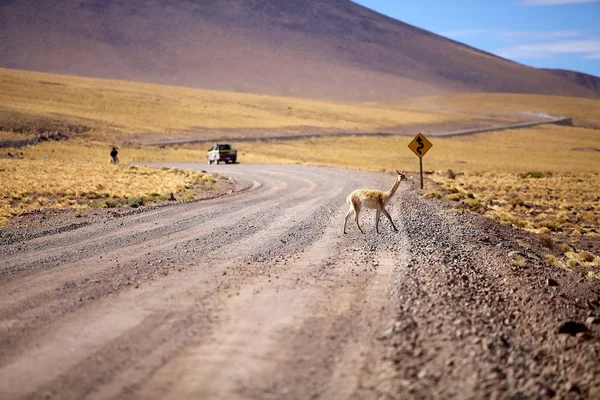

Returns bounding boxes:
[346,193,354,205]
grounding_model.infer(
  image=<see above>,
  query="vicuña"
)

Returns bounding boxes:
[343,170,408,234]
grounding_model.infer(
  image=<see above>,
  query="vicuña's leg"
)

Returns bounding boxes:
[343,207,354,234]
[381,208,398,232]
[352,200,365,234]
[375,209,381,234]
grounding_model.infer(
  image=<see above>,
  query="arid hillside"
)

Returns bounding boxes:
[0,0,599,101]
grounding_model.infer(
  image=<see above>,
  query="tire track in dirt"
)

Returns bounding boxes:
[129,208,403,400]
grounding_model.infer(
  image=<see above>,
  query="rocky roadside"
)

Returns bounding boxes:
[382,186,600,399]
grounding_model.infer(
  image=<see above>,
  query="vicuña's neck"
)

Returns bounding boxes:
[385,177,401,199]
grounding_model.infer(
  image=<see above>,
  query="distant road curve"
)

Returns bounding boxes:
[433,116,572,137]
[138,116,572,146]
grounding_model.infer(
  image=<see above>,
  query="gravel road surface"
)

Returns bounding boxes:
[0,164,598,399]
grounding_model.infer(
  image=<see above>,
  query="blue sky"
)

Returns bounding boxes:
[353,0,600,77]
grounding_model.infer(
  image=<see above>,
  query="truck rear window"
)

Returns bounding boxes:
[218,145,231,151]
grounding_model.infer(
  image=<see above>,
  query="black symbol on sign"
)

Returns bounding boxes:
[416,136,424,155]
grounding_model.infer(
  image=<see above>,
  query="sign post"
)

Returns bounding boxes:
[408,133,432,189]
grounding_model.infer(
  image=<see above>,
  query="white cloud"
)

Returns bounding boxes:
[500,30,584,42]
[441,29,492,38]
[498,39,600,58]
[520,0,600,5]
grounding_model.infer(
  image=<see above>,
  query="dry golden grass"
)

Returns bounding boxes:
[395,93,600,127]
[0,130,35,140]
[0,141,217,226]
[236,125,600,174]
[428,171,600,237]
[538,241,600,269]
[0,68,464,140]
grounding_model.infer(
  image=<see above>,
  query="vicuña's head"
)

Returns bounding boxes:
[396,170,408,181]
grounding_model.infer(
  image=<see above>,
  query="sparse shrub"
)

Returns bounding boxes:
[463,198,483,211]
[423,192,442,200]
[536,220,559,232]
[560,243,573,253]
[544,254,570,270]
[508,197,525,208]
[579,251,595,262]
[36,197,50,206]
[539,235,554,250]
[445,169,456,179]
[102,199,119,208]
[518,171,549,179]
[85,192,102,199]
[446,193,464,201]
[567,258,579,267]
[582,212,597,222]
[128,196,146,208]
[2,230,15,239]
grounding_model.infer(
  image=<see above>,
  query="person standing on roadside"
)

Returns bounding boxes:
[110,146,119,164]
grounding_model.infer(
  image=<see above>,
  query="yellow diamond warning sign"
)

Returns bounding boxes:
[408,133,432,158]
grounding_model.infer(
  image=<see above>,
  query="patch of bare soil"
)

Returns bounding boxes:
[0,164,598,399]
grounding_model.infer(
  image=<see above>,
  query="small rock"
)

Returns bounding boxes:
[557,321,588,336]
[586,316,600,325]
[564,381,581,394]
[546,278,558,287]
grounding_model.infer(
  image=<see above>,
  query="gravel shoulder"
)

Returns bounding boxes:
[0,163,598,399]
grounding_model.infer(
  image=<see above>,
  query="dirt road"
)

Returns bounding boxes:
[1,164,599,399]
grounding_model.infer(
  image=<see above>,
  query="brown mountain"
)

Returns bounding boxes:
[1,0,598,101]
[544,69,600,94]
